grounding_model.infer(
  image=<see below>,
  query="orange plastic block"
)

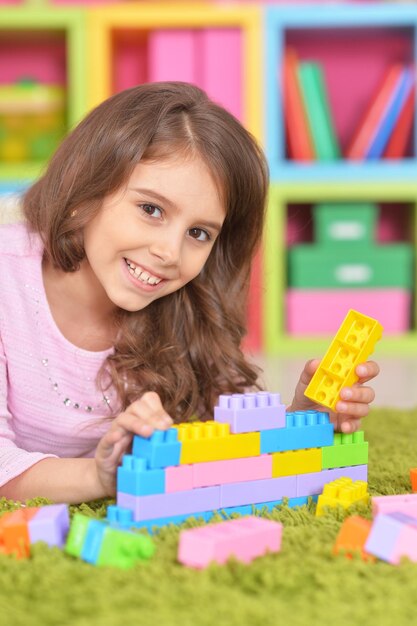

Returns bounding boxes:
[333,515,375,561]
[411,468,417,493]
[304,309,383,411]
[0,508,39,558]
[175,421,260,464]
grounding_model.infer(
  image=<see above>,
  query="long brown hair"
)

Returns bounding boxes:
[23,82,269,421]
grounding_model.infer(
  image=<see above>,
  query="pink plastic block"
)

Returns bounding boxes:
[148,30,197,83]
[365,512,417,564]
[372,494,417,518]
[118,486,220,522]
[286,289,410,335]
[214,392,286,433]
[193,455,273,489]
[197,29,242,121]
[220,475,297,508]
[166,465,193,493]
[296,465,368,497]
[28,504,70,548]
[178,516,282,569]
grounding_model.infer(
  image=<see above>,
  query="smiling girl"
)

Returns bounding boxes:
[0,82,379,503]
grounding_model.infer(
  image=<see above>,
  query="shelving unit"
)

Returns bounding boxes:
[0,7,87,182]
[263,4,417,355]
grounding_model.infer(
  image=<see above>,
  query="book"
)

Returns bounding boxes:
[384,86,414,159]
[283,49,315,161]
[366,67,414,159]
[298,61,340,161]
[346,64,403,160]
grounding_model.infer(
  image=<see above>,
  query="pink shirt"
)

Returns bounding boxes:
[0,222,117,488]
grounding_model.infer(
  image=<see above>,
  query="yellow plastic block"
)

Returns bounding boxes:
[315,477,369,517]
[304,309,383,411]
[175,421,260,464]
[271,448,322,477]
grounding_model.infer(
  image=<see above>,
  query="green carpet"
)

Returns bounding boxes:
[1,408,416,626]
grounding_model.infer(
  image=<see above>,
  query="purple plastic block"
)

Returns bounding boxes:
[28,504,70,548]
[220,475,297,508]
[214,392,286,433]
[296,465,368,497]
[117,486,220,522]
[372,494,417,518]
[365,512,417,564]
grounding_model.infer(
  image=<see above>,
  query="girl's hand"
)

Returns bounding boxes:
[287,359,380,434]
[94,391,173,496]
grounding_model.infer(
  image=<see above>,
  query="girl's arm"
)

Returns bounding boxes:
[0,391,173,504]
[0,457,106,504]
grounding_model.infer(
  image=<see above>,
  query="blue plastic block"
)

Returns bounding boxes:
[132,428,181,468]
[117,456,165,496]
[107,505,135,530]
[131,511,211,532]
[260,410,334,454]
[80,520,107,564]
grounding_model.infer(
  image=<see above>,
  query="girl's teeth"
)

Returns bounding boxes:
[126,260,161,285]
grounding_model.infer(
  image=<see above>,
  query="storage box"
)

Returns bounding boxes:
[288,243,413,288]
[313,203,378,245]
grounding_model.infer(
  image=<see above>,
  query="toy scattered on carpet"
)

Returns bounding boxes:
[177,516,283,568]
[315,477,369,517]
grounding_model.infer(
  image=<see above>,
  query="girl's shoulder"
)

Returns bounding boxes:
[0,222,43,259]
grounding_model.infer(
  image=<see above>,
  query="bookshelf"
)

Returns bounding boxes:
[264,4,417,355]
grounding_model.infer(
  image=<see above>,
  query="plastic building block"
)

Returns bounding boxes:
[365,512,417,565]
[117,486,221,522]
[315,477,369,516]
[117,456,165,496]
[260,410,333,454]
[271,448,322,477]
[178,516,282,568]
[65,513,91,558]
[132,428,181,469]
[372,494,417,518]
[296,465,368,498]
[214,392,286,433]
[322,431,368,469]
[96,526,155,569]
[193,455,273,489]
[0,508,39,558]
[65,513,155,568]
[166,465,194,493]
[410,468,417,493]
[107,505,135,530]
[175,421,260,464]
[304,309,383,411]
[219,475,297,508]
[28,504,70,548]
[333,515,375,561]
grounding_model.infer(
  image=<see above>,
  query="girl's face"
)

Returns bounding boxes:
[82,155,226,312]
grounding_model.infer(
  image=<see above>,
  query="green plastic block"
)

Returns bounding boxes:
[288,243,413,288]
[96,527,155,569]
[322,431,368,469]
[313,203,378,245]
[64,513,90,558]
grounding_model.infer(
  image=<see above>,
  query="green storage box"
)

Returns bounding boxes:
[313,203,378,245]
[288,243,413,288]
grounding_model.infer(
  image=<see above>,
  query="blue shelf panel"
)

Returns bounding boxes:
[269,159,417,183]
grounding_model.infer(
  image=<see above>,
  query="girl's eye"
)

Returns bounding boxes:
[140,203,162,218]
[189,227,211,242]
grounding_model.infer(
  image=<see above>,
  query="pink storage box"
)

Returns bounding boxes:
[286,289,411,335]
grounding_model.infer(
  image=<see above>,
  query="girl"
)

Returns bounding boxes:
[0,82,378,504]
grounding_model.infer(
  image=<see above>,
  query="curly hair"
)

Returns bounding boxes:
[23,82,269,421]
